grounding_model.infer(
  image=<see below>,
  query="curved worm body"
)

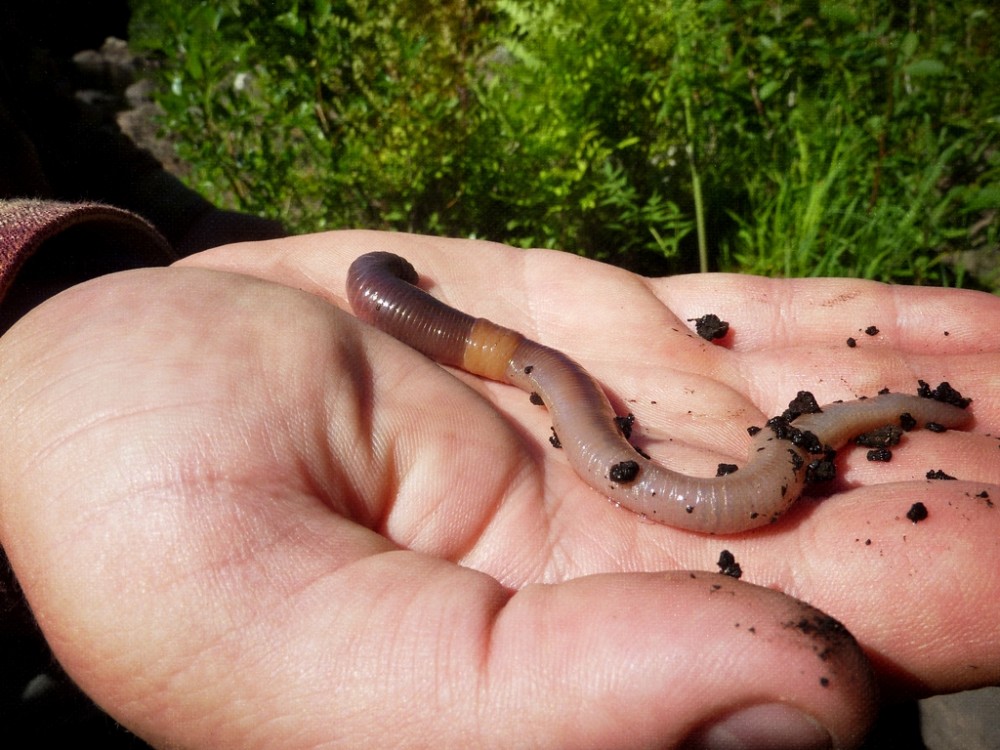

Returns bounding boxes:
[347,252,973,534]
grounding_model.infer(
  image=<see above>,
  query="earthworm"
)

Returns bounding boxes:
[347,251,973,534]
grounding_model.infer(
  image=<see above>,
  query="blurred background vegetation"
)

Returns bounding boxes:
[129,0,999,287]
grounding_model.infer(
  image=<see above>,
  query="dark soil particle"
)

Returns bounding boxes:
[747,425,762,436]
[787,615,849,638]
[925,421,947,433]
[716,463,739,477]
[899,413,918,431]
[765,416,792,438]
[926,469,957,480]
[856,425,903,448]
[523,365,534,375]
[807,457,837,483]
[916,380,972,409]
[529,392,543,405]
[867,448,893,462]
[717,550,743,579]
[548,429,561,449]
[847,337,857,347]
[906,502,929,523]
[793,429,824,454]
[688,313,730,341]
[765,416,824,454]
[783,391,822,419]
[865,325,880,336]
[786,613,857,656]
[634,446,651,460]
[609,460,639,483]
[614,413,635,439]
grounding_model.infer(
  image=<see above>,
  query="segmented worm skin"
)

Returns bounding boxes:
[347,252,972,534]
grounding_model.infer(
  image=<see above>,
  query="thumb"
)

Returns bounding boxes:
[490,569,875,749]
[4,508,874,749]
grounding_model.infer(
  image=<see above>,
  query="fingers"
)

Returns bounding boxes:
[656,272,999,354]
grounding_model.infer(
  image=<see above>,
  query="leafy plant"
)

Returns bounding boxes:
[130,0,1000,288]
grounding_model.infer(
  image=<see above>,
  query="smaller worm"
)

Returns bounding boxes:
[347,252,973,534]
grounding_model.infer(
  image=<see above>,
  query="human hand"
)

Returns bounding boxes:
[1,231,997,748]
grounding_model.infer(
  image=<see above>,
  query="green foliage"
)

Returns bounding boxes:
[712,0,1000,285]
[131,0,495,233]
[470,0,697,267]
[130,0,1000,286]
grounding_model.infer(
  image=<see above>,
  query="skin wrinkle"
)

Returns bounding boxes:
[884,283,959,353]
[515,251,542,343]
[357,299,552,564]
[378,374,520,558]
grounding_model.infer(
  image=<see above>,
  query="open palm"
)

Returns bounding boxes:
[2,230,997,749]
